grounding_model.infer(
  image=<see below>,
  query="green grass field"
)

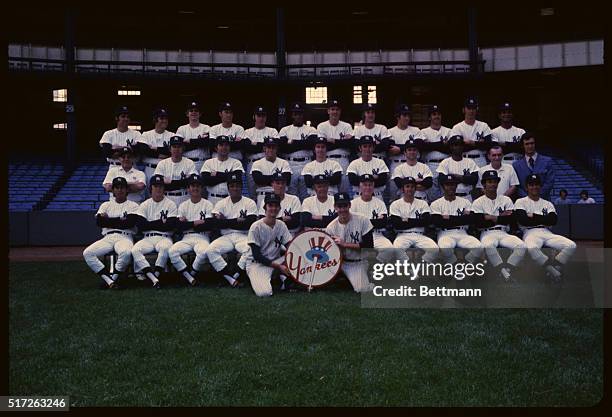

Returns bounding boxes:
[9,261,603,407]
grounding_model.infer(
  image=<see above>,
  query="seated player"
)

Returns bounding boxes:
[102,146,146,203]
[154,135,196,206]
[391,138,433,202]
[346,136,389,199]
[200,135,244,205]
[243,106,280,199]
[515,174,577,282]
[257,173,302,237]
[251,137,292,207]
[350,174,393,250]
[301,175,337,231]
[83,177,140,289]
[436,135,479,202]
[301,136,343,197]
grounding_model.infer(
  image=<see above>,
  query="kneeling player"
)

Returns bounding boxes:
[471,170,526,281]
[83,177,139,289]
[515,174,576,282]
[245,194,293,297]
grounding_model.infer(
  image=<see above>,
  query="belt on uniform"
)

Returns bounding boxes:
[209,193,228,198]
[397,230,424,234]
[441,227,465,231]
[144,232,168,237]
[426,159,444,163]
[258,191,271,195]
[166,191,187,196]
[344,259,362,262]
[287,157,309,162]
[482,226,506,232]
[145,163,158,168]
[391,159,407,163]
[456,192,468,196]
[328,154,348,159]
[104,230,132,236]
[465,154,480,159]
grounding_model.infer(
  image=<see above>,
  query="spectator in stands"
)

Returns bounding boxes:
[577,190,596,204]
[512,132,555,201]
[553,189,570,206]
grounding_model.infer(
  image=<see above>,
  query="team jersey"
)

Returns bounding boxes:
[325,213,373,261]
[389,198,432,234]
[213,195,258,235]
[436,157,480,195]
[388,126,421,147]
[246,218,293,264]
[391,162,433,199]
[353,124,391,159]
[301,159,343,195]
[514,196,556,231]
[102,166,147,203]
[316,120,354,156]
[96,199,140,236]
[279,124,318,160]
[301,195,336,218]
[200,157,244,197]
[491,125,526,160]
[476,163,520,196]
[430,196,472,231]
[154,157,197,186]
[177,198,214,234]
[347,157,390,195]
[136,197,178,233]
[471,194,515,232]
[99,128,142,164]
[350,196,388,231]
[209,123,245,160]
[258,193,302,235]
[176,123,211,161]
[450,120,492,158]
[250,157,292,195]
[243,126,280,161]
[139,129,175,164]
[417,126,451,162]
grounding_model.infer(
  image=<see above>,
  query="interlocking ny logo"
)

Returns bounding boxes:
[372,168,380,175]
[180,171,187,179]
[163,141,169,148]
[327,209,335,217]
[199,211,206,220]
[324,169,333,177]
[371,209,379,219]
[274,236,284,248]
[415,210,421,219]
[273,167,283,175]
[498,207,504,215]
[300,133,307,140]
[339,132,345,139]
[283,208,292,216]
[512,135,521,142]
[239,209,248,218]
[349,231,360,243]
[160,210,169,221]
[417,172,423,179]
[456,208,465,216]
[463,168,470,175]
[122,211,128,219]
[542,208,548,215]
[374,133,381,141]
[126,138,135,146]
[476,132,485,141]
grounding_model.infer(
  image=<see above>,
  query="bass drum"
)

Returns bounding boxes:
[284,230,343,288]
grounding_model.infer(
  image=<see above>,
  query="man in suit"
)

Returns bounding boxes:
[512,132,555,201]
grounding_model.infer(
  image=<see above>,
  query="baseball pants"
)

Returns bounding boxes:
[341,260,374,293]
[463,152,487,168]
[480,230,526,267]
[246,256,285,297]
[329,154,352,194]
[169,233,210,272]
[523,229,577,266]
[288,160,309,200]
[374,232,395,262]
[83,233,134,274]
[437,230,483,263]
[425,162,443,201]
[198,232,249,272]
[131,235,173,272]
[165,192,189,207]
[246,159,260,199]
[393,232,439,263]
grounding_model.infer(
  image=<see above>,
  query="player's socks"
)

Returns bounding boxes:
[179,268,196,284]
[154,266,164,278]
[143,267,159,284]
[97,268,114,286]
[220,266,237,285]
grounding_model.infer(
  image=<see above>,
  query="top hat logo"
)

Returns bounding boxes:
[306,235,333,263]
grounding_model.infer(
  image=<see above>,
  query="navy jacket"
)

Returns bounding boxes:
[513,153,555,201]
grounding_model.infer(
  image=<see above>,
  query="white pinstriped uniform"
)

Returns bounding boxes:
[200,156,244,205]
[417,125,451,201]
[388,126,421,171]
[209,123,245,161]
[346,157,390,199]
[316,120,354,193]
[250,157,292,206]
[436,157,479,202]
[349,196,392,249]
[154,157,197,206]
[301,195,336,231]
[450,120,492,167]
[279,124,318,200]
[257,193,302,236]
[491,125,525,162]
[245,219,293,297]
[99,128,142,169]
[391,162,433,201]
[353,124,391,161]
[244,126,280,198]
[102,166,146,203]
[389,197,438,263]
[168,198,214,272]
[176,123,211,172]
[138,129,175,182]
[83,199,140,275]
[301,159,343,196]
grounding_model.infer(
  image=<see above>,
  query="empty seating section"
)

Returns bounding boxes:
[45,162,111,211]
[9,163,63,211]
[550,158,604,203]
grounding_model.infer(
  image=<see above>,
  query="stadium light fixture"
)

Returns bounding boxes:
[118,90,141,96]
[53,89,67,103]
[53,122,67,130]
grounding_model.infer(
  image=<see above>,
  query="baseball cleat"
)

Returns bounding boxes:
[136,273,147,281]
[152,281,161,289]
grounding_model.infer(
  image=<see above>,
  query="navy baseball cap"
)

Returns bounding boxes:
[447,135,464,145]
[216,135,231,145]
[402,176,417,186]
[360,174,375,183]
[153,108,169,119]
[464,97,478,109]
[359,135,375,146]
[327,99,341,108]
[187,101,200,111]
[481,170,501,185]
[428,104,442,116]
[112,177,128,188]
[526,173,542,185]
[117,146,133,156]
[314,136,328,146]
[271,172,287,182]
[290,102,304,113]
[115,105,130,117]
[263,137,278,147]
[404,138,420,149]
[187,173,202,186]
[499,102,513,112]
[264,193,282,206]
[396,103,411,115]
[253,106,267,115]
[439,174,460,185]
[313,174,329,184]
[150,174,165,187]
[227,172,243,185]
[362,103,376,112]
[219,102,233,112]
[169,135,185,146]
[334,192,351,205]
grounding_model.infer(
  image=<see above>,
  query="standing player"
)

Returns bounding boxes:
[430,174,483,264]
[83,177,140,289]
[418,104,451,201]
[258,173,302,237]
[301,175,337,230]
[137,108,175,182]
[154,135,196,206]
[200,135,244,206]
[389,177,439,263]
[279,102,318,200]
[387,104,421,176]
[176,101,211,173]
[245,194,294,297]
[168,174,214,286]
[131,174,178,288]
[436,135,479,202]
[99,105,142,171]
[353,103,392,161]
[476,145,520,198]
[491,102,525,163]
[350,175,393,254]
[450,97,492,167]
[515,174,577,282]
[102,146,146,203]
[250,137,292,207]
[391,138,433,201]
[194,173,258,287]
[301,137,343,197]
[471,170,526,281]
[346,136,390,199]
[316,99,354,193]
[209,102,245,161]
[243,106,280,199]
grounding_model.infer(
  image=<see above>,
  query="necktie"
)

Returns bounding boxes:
[528,157,535,169]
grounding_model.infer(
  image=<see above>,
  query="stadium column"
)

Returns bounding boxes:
[276,7,287,128]
[65,8,77,170]
[467,6,480,74]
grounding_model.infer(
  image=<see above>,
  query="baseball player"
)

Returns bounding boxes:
[515,174,577,282]
[301,175,337,230]
[346,136,390,199]
[168,174,214,286]
[99,105,142,171]
[430,174,483,264]
[353,103,392,161]
[436,135,479,202]
[450,97,492,167]
[131,174,178,288]
[471,170,526,281]
[476,145,520,198]
[83,177,140,289]
[245,193,294,297]
[209,102,245,161]
[200,135,244,206]
[316,99,354,193]
[102,146,146,203]
[250,137,292,207]
[257,173,302,237]
[389,177,439,263]
[154,135,196,206]
[301,137,343,197]
[243,106,280,199]
[176,101,211,173]
[391,138,433,201]
[325,192,374,293]
[491,102,525,163]
[418,104,451,201]
[387,104,421,176]
[137,108,175,183]
[350,174,393,250]
[279,102,318,200]
[194,173,258,287]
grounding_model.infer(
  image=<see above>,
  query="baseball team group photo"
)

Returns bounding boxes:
[7,4,605,409]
